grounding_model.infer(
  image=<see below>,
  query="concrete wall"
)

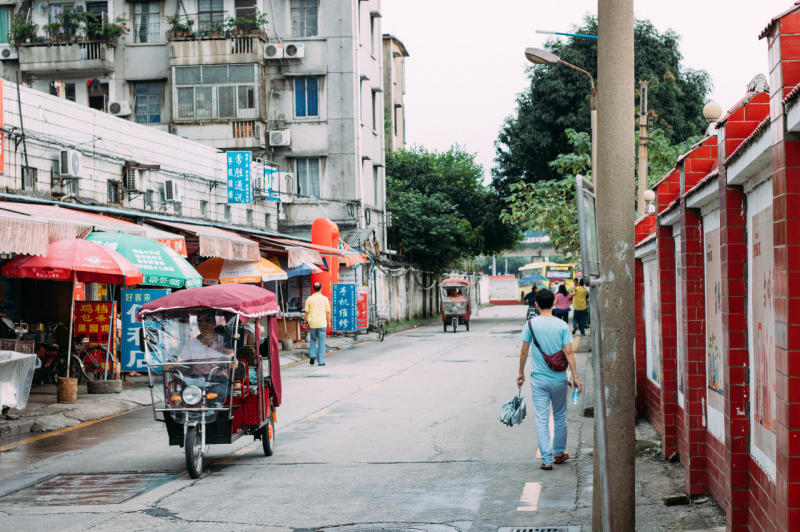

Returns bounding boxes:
[382,35,406,153]
[1,80,279,230]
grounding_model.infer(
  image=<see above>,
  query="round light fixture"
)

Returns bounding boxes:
[703,101,723,123]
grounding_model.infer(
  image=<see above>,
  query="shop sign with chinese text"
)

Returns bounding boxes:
[356,286,368,330]
[227,151,252,204]
[121,288,170,371]
[331,283,356,332]
[74,301,114,344]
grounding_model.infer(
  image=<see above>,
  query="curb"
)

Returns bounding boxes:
[0,418,35,441]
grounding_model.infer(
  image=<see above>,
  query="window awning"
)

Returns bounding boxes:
[254,236,366,267]
[0,210,50,256]
[146,219,260,261]
[141,224,189,257]
[0,203,95,246]
[0,203,148,237]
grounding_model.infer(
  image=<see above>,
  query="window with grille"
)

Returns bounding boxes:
[174,64,258,120]
[135,82,161,124]
[294,77,319,118]
[133,2,160,43]
[371,91,377,130]
[235,0,257,20]
[0,7,11,45]
[373,166,379,206]
[291,0,317,37]
[295,158,320,198]
[22,167,36,190]
[265,213,271,228]
[107,180,120,204]
[200,200,208,217]
[224,205,231,221]
[199,0,225,30]
[246,209,253,225]
[86,2,107,16]
[144,190,153,209]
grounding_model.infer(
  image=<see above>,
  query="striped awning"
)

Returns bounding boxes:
[146,219,260,261]
[0,210,50,256]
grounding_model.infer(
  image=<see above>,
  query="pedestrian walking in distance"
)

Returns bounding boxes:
[554,284,572,324]
[516,289,582,470]
[571,279,589,336]
[304,282,332,366]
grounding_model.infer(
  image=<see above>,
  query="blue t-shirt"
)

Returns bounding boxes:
[520,316,574,382]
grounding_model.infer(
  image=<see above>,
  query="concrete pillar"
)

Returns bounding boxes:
[594,0,636,530]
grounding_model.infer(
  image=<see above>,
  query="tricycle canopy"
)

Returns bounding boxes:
[137,283,280,320]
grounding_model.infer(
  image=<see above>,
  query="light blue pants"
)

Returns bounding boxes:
[530,378,569,465]
[309,327,326,364]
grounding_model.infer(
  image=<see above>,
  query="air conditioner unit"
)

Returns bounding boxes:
[264,43,283,59]
[284,42,305,59]
[269,129,291,147]
[59,150,82,177]
[0,45,18,61]
[109,101,132,117]
[124,168,146,192]
[164,179,182,202]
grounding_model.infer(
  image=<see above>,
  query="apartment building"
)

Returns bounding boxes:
[382,34,407,153]
[0,0,387,247]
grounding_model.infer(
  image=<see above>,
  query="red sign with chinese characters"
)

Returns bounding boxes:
[356,286,368,330]
[0,80,5,171]
[74,301,114,344]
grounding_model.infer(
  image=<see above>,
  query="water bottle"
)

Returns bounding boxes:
[572,389,580,405]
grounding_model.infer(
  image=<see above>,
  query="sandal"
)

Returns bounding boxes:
[554,452,570,464]
[540,463,553,470]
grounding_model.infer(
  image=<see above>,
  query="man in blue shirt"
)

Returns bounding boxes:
[516,288,582,470]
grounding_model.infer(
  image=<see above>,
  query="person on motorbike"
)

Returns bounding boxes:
[524,287,539,319]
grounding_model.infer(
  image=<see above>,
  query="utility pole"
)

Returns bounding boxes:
[594,0,636,531]
[637,82,649,216]
[492,256,496,276]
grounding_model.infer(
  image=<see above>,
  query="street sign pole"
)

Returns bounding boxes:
[576,175,614,532]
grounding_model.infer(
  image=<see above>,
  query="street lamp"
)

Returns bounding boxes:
[525,47,597,188]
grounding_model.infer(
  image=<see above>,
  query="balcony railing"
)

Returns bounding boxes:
[168,34,265,66]
[19,41,115,75]
[232,121,259,139]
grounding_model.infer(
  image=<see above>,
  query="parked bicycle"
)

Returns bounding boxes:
[30,322,109,384]
[370,304,389,342]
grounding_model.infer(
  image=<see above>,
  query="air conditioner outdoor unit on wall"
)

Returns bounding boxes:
[284,43,305,59]
[59,150,82,177]
[109,101,132,117]
[265,43,283,59]
[269,129,291,147]
[125,168,145,192]
[0,45,18,61]
[164,179,182,202]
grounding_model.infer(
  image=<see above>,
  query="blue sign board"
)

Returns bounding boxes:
[121,288,170,371]
[227,151,252,204]
[331,283,356,332]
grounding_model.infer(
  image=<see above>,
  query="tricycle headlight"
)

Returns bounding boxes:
[182,385,202,405]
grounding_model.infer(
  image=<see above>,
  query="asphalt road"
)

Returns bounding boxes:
[0,306,592,532]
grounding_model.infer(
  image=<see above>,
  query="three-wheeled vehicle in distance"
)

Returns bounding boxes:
[440,278,471,333]
[137,284,282,478]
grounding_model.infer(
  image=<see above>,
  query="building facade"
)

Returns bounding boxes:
[0,0,386,248]
[382,34,407,153]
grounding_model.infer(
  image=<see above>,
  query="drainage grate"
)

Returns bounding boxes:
[497,528,581,532]
[0,472,180,506]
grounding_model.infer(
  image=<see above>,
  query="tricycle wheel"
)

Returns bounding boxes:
[262,414,275,456]
[378,323,385,342]
[443,322,447,332]
[452,317,457,333]
[466,321,469,332]
[185,426,203,479]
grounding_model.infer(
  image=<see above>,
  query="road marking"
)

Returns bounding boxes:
[364,383,381,390]
[535,412,556,458]
[234,444,258,455]
[517,482,542,511]
[573,337,580,350]
[388,324,430,337]
[431,354,440,359]
[304,408,332,421]
[0,406,148,453]
[281,350,337,369]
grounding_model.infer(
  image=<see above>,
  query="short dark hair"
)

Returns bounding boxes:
[313,282,322,292]
[579,278,585,287]
[536,289,555,310]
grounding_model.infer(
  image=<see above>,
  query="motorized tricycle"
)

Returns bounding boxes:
[440,278,471,333]
[137,284,282,478]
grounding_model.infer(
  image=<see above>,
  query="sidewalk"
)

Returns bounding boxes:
[572,341,726,531]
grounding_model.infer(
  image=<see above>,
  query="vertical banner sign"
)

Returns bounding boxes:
[74,301,114,344]
[331,283,356,332]
[645,262,661,387]
[356,286,369,330]
[675,236,685,410]
[227,151,252,204]
[121,288,171,371]
[0,79,4,171]
[704,227,725,442]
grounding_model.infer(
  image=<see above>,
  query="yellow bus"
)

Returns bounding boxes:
[518,262,577,299]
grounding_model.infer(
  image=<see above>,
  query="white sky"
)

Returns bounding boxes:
[381,0,789,179]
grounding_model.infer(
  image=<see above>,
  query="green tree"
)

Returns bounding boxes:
[387,146,520,272]
[493,16,712,193]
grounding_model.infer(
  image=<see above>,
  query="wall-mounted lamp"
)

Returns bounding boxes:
[643,190,656,214]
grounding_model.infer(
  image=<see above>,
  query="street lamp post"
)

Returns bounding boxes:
[525,48,597,190]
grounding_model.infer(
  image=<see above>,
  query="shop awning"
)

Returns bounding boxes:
[142,224,189,257]
[0,210,50,256]
[0,203,94,244]
[0,203,146,238]
[147,219,260,262]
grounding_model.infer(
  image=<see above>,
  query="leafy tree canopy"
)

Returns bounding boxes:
[493,16,712,193]
[387,146,521,272]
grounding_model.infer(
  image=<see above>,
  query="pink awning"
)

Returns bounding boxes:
[0,204,144,238]
[0,203,94,244]
[146,219,260,261]
[0,211,50,256]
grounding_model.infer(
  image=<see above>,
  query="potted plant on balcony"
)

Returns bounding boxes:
[9,21,38,49]
[210,21,222,38]
[102,15,130,43]
[43,22,61,42]
[166,14,193,39]
[249,11,268,37]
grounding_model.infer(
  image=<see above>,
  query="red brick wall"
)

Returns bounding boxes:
[766,7,800,531]
[636,214,657,244]
[683,138,719,190]
[681,204,709,495]
[658,226,679,457]
[658,169,681,212]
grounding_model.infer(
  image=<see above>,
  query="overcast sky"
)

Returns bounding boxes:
[381,0,789,179]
